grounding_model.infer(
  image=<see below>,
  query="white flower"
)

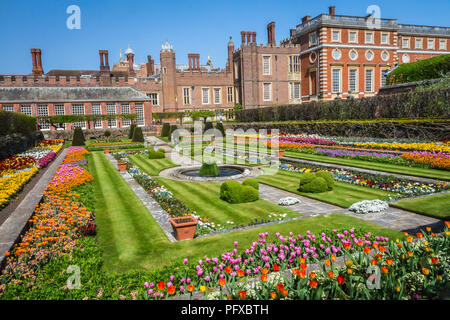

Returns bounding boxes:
[278,197,300,206]
[349,200,389,214]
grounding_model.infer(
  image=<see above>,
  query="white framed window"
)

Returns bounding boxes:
[92,104,102,129]
[402,37,410,48]
[134,103,144,126]
[2,105,13,112]
[147,93,159,106]
[427,39,435,50]
[37,104,49,130]
[202,88,210,105]
[381,50,389,61]
[263,83,271,101]
[309,32,317,46]
[263,56,271,75]
[349,49,358,61]
[213,88,221,104]
[227,87,233,103]
[440,40,447,50]
[106,103,116,128]
[20,105,32,116]
[365,68,374,92]
[54,104,65,130]
[121,103,130,127]
[331,30,341,42]
[349,31,358,43]
[348,69,358,93]
[332,68,341,93]
[365,32,374,44]
[289,55,300,73]
[415,38,422,49]
[183,88,190,105]
[381,33,389,44]
[289,82,300,100]
[365,50,374,61]
[332,49,341,61]
[381,69,390,88]
[71,103,85,128]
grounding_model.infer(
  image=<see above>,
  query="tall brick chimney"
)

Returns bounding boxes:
[31,49,44,76]
[329,6,335,15]
[227,36,234,73]
[99,50,110,71]
[147,55,154,76]
[241,31,246,45]
[267,22,275,46]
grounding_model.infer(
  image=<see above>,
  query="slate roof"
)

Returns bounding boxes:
[0,87,150,103]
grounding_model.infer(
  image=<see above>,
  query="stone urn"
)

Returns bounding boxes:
[278,150,285,158]
[169,216,198,241]
[117,162,127,172]
[104,148,110,154]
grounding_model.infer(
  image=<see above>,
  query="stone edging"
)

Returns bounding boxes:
[0,148,68,268]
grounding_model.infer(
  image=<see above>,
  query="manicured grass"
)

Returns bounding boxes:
[284,151,450,181]
[255,168,397,208]
[128,154,178,176]
[157,136,170,143]
[154,177,301,226]
[391,193,450,219]
[89,151,402,272]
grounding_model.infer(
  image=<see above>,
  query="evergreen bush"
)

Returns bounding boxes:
[168,125,178,141]
[204,122,213,133]
[148,148,165,159]
[299,172,316,186]
[242,178,259,191]
[241,185,259,202]
[220,180,243,204]
[132,126,145,142]
[216,122,225,136]
[315,170,335,190]
[199,162,220,177]
[128,124,137,139]
[72,127,85,146]
[299,177,328,193]
[161,123,171,137]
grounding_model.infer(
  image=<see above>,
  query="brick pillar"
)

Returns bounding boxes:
[14,104,20,113]
[101,102,107,128]
[30,49,38,75]
[246,32,251,44]
[241,31,245,45]
[144,101,152,127]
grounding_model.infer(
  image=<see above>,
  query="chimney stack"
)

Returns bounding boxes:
[147,55,154,76]
[188,53,200,71]
[241,31,246,45]
[251,32,256,44]
[290,29,296,38]
[329,6,335,16]
[267,22,275,46]
[31,49,44,76]
[302,15,311,23]
[99,50,110,71]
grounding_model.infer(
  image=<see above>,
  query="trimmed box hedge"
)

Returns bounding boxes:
[0,110,36,136]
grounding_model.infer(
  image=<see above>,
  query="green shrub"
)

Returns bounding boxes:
[72,127,85,146]
[220,180,243,204]
[199,162,220,177]
[148,148,165,159]
[204,122,213,133]
[315,170,334,190]
[241,185,259,202]
[299,177,328,193]
[168,125,178,141]
[299,172,316,186]
[128,124,137,139]
[161,123,171,137]
[132,126,145,142]
[0,110,36,136]
[216,122,225,136]
[157,148,166,154]
[242,178,259,191]
[387,54,450,85]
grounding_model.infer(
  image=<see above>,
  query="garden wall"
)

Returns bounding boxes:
[43,126,157,141]
[234,88,450,123]
[227,119,450,140]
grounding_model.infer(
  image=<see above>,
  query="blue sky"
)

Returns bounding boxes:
[0,0,449,74]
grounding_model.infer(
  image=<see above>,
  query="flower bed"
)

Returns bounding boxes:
[62,147,90,165]
[0,168,38,208]
[143,226,449,300]
[0,156,35,171]
[36,139,64,147]
[37,151,57,168]
[401,151,450,170]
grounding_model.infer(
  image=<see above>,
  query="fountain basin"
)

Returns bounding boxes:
[173,165,250,181]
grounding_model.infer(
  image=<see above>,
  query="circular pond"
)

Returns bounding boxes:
[173,165,250,181]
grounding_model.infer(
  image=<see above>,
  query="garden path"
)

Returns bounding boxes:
[0,148,68,266]
[258,183,442,234]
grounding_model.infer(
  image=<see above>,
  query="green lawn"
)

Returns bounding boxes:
[128,154,178,175]
[88,151,402,272]
[391,193,450,220]
[154,177,300,226]
[283,151,450,181]
[255,168,397,208]
[157,136,170,143]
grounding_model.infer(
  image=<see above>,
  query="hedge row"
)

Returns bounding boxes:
[0,131,44,159]
[0,110,36,136]
[229,119,450,140]
[387,54,450,85]
[235,88,450,123]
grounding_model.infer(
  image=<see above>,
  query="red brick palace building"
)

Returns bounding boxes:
[0,5,449,128]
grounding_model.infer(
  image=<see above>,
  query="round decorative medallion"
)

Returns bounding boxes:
[332,49,341,61]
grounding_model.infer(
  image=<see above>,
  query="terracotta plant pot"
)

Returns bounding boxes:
[169,216,198,241]
[278,150,285,158]
[117,162,127,172]
[104,148,110,154]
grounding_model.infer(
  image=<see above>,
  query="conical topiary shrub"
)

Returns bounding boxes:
[132,126,145,142]
[128,123,137,139]
[168,125,178,141]
[72,127,85,146]
[204,121,213,133]
[161,123,171,137]
[216,122,225,137]
[199,162,220,177]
